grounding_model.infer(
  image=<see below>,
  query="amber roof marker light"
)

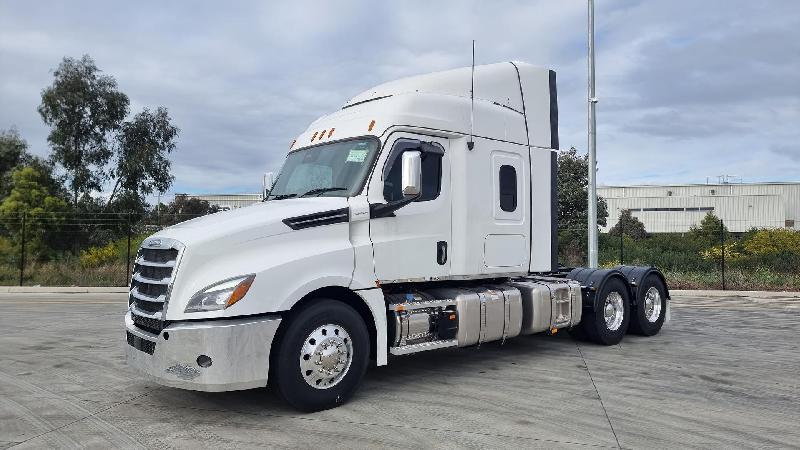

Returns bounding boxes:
[368,120,376,132]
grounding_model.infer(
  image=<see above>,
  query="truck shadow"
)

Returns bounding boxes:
[141,332,584,415]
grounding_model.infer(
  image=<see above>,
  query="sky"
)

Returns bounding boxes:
[1,0,798,199]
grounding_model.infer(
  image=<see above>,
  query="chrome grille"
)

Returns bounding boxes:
[129,239,183,338]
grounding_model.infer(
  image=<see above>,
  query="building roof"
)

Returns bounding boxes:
[599,181,800,188]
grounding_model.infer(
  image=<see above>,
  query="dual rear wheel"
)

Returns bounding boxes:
[571,275,667,345]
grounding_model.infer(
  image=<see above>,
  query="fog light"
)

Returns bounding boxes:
[196,355,212,368]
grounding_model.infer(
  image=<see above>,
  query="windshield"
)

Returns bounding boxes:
[267,138,379,200]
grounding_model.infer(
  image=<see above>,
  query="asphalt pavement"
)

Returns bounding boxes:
[0,291,798,449]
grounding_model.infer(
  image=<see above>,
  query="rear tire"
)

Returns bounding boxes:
[272,299,369,412]
[629,275,667,336]
[572,277,630,345]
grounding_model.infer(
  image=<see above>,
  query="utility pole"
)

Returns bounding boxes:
[587,0,599,268]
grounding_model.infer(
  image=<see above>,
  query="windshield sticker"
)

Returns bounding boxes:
[346,148,368,162]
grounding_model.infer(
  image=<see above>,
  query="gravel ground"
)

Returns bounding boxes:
[0,291,797,449]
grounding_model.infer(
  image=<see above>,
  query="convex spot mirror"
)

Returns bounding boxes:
[401,151,421,197]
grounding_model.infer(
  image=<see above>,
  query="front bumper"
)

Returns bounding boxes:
[125,311,282,392]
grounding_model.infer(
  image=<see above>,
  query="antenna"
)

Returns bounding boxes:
[468,39,475,151]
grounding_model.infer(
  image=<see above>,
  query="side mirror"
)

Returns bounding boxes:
[263,172,275,198]
[401,151,421,197]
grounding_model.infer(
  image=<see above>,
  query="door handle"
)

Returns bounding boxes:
[437,241,448,265]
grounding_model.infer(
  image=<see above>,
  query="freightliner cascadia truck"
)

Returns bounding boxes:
[125,62,670,411]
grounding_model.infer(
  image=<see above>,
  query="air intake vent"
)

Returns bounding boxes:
[127,331,156,355]
[283,208,349,230]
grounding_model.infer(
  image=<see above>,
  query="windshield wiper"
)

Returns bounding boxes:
[299,187,347,197]
[267,193,297,200]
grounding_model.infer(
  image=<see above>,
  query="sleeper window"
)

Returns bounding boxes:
[499,165,517,212]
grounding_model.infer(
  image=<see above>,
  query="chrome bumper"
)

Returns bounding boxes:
[125,311,282,392]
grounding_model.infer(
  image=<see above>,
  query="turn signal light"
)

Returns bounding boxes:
[226,275,256,307]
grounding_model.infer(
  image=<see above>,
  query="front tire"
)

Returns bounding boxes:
[573,277,630,345]
[272,299,369,412]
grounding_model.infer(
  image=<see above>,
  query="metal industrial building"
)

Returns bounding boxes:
[599,182,800,233]
[178,193,262,210]
[178,182,800,234]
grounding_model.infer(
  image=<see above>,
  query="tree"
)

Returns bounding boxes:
[106,107,179,207]
[1,127,28,172]
[557,146,608,230]
[689,212,727,247]
[608,209,647,239]
[38,55,130,206]
[1,128,65,201]
[0,166,70,257]
[1,128,29,197]
[39,55,179,210]
[557,147,609,264]
[160,196,219,225]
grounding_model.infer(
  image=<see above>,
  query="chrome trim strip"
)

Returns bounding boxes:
[135,256,176,268]
[131,287,166,303]
[131,304,163,320]
[133,273,171,285]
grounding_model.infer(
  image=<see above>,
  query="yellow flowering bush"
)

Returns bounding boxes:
[700,243,744,261]
[744,229,800,255]
[79,243,118,268]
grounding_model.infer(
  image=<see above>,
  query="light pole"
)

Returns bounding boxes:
[587,0,599,268]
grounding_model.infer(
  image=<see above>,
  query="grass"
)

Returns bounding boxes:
[1,261,798,291]
[0,261,130,287]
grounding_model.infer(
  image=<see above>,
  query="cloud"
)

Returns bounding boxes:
[0,0,798,196]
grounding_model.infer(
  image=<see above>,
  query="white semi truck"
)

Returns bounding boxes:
[125,62,669,411]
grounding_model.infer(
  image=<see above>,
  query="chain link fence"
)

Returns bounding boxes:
[0,212,201,287]
[559,217,800,291]
[2,211,798,290]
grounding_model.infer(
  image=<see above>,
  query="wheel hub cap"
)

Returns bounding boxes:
[299,324,352,389]
[604,292,624,331]
[643,287,662,323]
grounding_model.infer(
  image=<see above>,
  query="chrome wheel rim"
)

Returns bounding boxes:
[604,291,625,331]
[299,324,353,389]
[644,287,662,323]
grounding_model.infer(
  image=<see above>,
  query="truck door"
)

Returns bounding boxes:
[368,134,451,282]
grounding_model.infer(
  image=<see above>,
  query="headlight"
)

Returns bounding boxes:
[185,274,255,313]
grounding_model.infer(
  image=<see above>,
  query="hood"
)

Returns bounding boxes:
[152,197,350,247]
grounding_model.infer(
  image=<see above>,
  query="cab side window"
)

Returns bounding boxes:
[383,140,443,202]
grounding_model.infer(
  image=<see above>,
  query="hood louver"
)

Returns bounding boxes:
[283,208,350,230]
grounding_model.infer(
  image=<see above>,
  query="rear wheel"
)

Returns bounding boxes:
[629,275,667,336]
[572,277,630,345]
[272,299,369,412]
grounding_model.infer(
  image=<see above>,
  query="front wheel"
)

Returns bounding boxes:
[272,299,369,412]
[572,277,630,345]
